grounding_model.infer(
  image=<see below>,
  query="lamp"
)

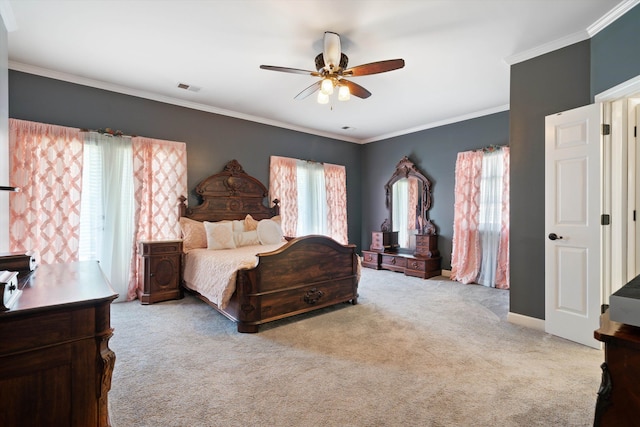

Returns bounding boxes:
[317,91,329,104]
[320,78,334,95]
[338,85,350,101]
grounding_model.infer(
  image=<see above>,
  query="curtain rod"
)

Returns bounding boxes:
[79,128,136,138]
[475,144,507,153]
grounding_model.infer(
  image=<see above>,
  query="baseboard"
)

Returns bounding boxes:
[441,269,451,277]
[507,312,545,331]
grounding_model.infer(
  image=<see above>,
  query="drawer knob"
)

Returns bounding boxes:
[304,288,324,305]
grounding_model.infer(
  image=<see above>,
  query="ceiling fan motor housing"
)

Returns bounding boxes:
[315,53,349,72]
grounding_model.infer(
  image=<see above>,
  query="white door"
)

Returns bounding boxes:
[545,104,603,349]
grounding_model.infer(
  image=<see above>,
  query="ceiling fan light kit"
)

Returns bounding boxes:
[260,31,404,104]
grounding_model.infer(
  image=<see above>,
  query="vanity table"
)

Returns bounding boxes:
[362,157,442,279]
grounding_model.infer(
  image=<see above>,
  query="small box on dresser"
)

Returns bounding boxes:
[137,240,183,304]
[370,231,399,251]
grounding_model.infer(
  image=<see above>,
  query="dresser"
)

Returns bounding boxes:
[137,240,183,304]
[362,233,442,279]
[594,309,640,426]
[0,261,118,427]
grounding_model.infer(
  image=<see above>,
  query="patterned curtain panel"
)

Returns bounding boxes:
[9,119,84,264]
[450,150,483,284]
[128,137,187,300]
[269,155,298,237]
[495,147,510,289]
[324,162,348,244]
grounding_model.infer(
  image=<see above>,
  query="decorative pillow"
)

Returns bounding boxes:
[179,217,207,252]
[232,220,246,232]
[244,214,259,231]
[204,221,236,250]
[233,230,260,247]
[257,219,284,245]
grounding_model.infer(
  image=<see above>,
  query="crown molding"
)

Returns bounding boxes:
[588,0,640,36]
[505,0,640,66]
[9,61,362,144]
[362,104,510,144]
[503,30,589,66]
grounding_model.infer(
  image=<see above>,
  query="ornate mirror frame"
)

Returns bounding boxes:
[384,156,435,236]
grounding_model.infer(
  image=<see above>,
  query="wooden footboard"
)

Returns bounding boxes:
[225,235,359,333]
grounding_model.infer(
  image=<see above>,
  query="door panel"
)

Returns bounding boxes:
[545,103,602,348]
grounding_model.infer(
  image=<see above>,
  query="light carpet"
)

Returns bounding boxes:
[108,268,603,427]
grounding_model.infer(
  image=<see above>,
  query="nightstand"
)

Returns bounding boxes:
[137,240,183,304]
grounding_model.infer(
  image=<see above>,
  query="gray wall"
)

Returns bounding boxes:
[8,71,363,249]
[361,112,509,270]
[591,5,640,97]
[509,41,592,320]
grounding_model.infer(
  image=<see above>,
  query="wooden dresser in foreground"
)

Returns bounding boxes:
[0,261,118,427]
[594,309,640,426]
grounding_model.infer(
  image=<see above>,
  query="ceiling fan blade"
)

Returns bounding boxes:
[340,79,371,99]
[294,81,322,100]
[323,31,341,70]
[343,59,405,76]
[260,65,320,76]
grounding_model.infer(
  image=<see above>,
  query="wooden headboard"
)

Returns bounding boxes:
[179,159,279,222]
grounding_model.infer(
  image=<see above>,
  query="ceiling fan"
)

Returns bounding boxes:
[260,31,405,103]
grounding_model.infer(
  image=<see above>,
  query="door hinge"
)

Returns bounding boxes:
[635,126,637,138]
[602,124,611,135]
[634,210,637,222]
[601,214,610,225]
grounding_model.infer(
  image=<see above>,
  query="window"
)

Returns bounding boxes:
[269,156,348,244]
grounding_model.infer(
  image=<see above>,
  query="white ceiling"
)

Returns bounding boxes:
[3,0,635,143]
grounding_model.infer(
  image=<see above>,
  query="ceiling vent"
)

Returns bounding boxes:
[177,82,201,92]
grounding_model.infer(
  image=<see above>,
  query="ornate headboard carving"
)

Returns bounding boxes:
[179,159,279,222]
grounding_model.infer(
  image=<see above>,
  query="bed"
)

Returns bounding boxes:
[178,159,359,333]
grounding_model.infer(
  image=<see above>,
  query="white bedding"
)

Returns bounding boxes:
[182,243,285,309]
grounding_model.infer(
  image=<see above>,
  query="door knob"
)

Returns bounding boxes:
[548,233,563,241]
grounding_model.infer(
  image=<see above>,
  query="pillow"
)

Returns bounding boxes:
[257,219,284,245]
[179,217,207,252]
[204,221,236,250]
[232,220,246,232]
[244,214,259,231]
[271,215,281,225]
[233,230,260,247]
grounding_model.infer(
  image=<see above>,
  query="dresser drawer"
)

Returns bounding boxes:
[361,251,381,269]
[405,256,442,279]
[381,254,406,272]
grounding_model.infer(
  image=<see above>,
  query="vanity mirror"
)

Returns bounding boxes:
[384,156,434,251]
[361,156,441,279]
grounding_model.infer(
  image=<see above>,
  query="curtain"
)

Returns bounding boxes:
[270,155,348,243]
[476,151,503,287]
[324,162,348,244]
[269,156,298,237]
[80,133,135,302]
[297,160,327,235]
[495,147,510,289]
[9,119,187,301]
[450,150,483,284]
[451,147,510,289]
[8,119,84,264]
[128,137,187,300]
